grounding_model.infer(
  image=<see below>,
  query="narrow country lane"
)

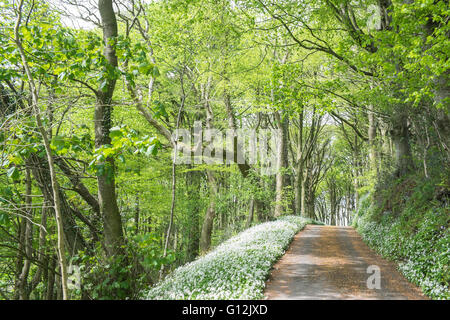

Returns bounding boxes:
[264,225,427,300]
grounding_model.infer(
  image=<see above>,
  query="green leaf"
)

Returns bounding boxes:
[109,126,123,139]
[152,66,160,77]
[153,101,168,119]
[0,212,10,225]
[138,62,154,76]
[51,136,66,151]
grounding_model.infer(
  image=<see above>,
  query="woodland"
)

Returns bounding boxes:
[0,0,448,300]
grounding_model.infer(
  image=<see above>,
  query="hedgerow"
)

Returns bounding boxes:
[146,216,311,300]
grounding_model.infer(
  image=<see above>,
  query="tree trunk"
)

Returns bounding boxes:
[368,104,378,174]
[30,203,49,297]
[425,19,450,155]
[46,256,56,300]
[274,112,289,217]
[200,206,215,253]
[379,120,391,165]
[300,168,307,217]
[329,180,337,226]
[200,171,217,253]
[306,197,315,220]
[433,71,450,157]
[353,135,360,212]
[245,198,255,228]
[15,169,33,299]
[295,108,304,215]
[14,1,69,298]
[186,170,200,262]
[97,0,124,256]
[391,113,414,176]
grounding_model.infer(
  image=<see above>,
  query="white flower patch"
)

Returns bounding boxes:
[146,216,309,300]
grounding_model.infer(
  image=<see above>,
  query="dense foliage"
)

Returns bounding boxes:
[0,0,448,300]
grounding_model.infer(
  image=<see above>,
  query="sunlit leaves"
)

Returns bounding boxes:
[88,125,161,176]
[50,132,92,156]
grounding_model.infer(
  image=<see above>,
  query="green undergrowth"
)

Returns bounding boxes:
[353,174,449,300]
